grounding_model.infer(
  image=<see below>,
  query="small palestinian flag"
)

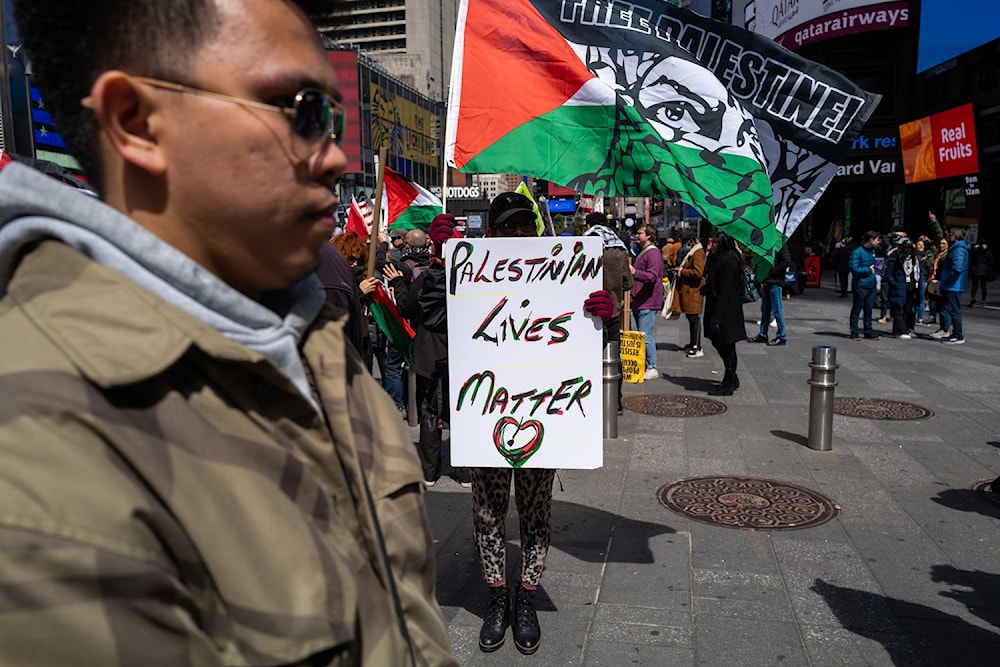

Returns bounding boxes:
[382,167,443,232]
[345,195,374,241]
[368,282,415,364]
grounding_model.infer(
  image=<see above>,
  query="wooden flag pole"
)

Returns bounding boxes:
[367,146,388,279]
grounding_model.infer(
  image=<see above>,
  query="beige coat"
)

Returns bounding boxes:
[670,242,706,314]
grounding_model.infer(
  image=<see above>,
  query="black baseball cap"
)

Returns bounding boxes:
[488,191,535,228]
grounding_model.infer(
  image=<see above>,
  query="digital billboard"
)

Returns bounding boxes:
[324,50,362,175]
[917,0,1000,73]
[898,103,978,184]
[738,0,909,51]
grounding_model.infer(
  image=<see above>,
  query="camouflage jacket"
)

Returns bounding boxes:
[0,241,456,666]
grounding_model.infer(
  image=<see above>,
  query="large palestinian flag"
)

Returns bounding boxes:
[446,0,879,268]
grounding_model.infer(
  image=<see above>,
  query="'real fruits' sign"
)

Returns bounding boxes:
[899,103,979,184]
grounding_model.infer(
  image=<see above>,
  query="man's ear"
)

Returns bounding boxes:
[87,71,167,176]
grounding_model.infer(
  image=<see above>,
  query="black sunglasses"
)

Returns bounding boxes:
[494,216,538,235]
[109,77,345,154]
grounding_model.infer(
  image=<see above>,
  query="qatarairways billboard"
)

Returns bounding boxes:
[736,0,909,51]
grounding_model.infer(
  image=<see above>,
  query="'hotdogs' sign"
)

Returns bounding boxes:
[446,237,604,469]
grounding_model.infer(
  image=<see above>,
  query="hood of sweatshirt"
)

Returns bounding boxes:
[0,163,325,413]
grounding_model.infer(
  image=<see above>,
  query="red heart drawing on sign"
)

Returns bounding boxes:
[492,416,544,468]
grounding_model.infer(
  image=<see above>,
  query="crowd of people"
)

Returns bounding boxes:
[0,1,994,664]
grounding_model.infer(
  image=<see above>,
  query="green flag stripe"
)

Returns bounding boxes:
[388,205,440,231]
[463,104,615,179]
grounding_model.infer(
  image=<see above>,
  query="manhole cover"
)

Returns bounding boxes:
[833,397,934,420]
[657,476,837,530]
[622,394,727,417]
[972,479,1000,508]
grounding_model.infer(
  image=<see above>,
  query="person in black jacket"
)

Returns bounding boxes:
[748,243,791,345]
[968,239,994,306]
[398,236,463,488]
[704,230,748,396]
[832,236,857,297]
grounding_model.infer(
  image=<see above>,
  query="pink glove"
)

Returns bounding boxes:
[583,290,613,320]
[428,214,458,248]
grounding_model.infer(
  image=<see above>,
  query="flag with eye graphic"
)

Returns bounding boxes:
[446,0,879,274]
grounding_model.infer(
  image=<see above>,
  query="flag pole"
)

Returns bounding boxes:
[367,145,388,279]
[440,103,449,216]
[440,161,448,215]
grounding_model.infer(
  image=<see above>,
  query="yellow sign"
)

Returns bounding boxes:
[620,331,646,383]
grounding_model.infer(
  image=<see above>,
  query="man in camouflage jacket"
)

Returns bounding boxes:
[0,0,454,665]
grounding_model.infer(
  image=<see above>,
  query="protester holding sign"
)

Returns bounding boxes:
[426,193,611,656]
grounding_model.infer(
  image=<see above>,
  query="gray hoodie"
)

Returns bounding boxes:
[0,163,325,414]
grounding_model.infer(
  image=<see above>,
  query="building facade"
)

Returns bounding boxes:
[317,0,459,101]
[735,0,999,247]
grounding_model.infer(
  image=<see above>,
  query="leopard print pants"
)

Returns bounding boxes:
[471,467,556,586]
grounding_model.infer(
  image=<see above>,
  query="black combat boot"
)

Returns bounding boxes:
[478,585,509,652]
[709,370,735,396]
[512,585,541,655]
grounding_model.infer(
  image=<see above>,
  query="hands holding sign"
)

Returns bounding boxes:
[429,213,459,256]
[583,290,613,320]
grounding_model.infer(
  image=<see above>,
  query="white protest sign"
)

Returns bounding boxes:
[445,237,604,469]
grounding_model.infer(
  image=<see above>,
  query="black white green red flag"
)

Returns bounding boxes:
[446,0,879,267]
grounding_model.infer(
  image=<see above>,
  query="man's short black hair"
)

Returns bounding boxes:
[12,0,333,192]
[863,230,881,242]
[584,212,605,228]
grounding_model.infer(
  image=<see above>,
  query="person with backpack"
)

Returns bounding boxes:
[748,243,791,346]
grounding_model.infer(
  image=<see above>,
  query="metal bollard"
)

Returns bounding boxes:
[807,345,838,451]
[405,364,418,428]
[603,341,620,439]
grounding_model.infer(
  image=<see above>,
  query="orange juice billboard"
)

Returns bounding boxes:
[899,103,979,184]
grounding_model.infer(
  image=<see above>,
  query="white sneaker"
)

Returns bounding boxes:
[769,319,777,328]
[644,368,659,379]
[899,333,912,340]
[930,329,950,339]
[686,347,704,358]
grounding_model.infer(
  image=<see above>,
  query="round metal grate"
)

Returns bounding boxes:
[657,476,837,530]
[622,394,727,417]
[972,479,1000,508]
[833,397,934,420]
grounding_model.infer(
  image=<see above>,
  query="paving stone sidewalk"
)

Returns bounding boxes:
[421,284,1000,666]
